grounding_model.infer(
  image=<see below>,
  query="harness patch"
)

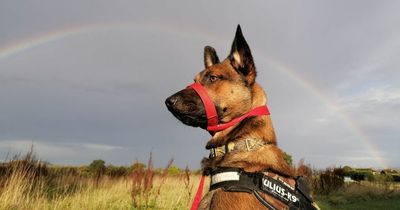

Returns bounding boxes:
[211,171,240,185]
[261,176,300,205]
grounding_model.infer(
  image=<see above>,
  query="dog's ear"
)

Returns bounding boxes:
[229,25,256,85]
[204,46,220,68]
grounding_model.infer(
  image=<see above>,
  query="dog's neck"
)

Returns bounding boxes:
[206,82,276,149]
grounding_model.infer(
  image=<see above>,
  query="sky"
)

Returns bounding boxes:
[0,1,399,169]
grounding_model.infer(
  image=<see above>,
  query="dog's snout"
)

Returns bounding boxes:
[165,88,207,128]
[165,96,178,108]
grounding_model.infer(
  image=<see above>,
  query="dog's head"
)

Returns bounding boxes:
[165,25,258,129]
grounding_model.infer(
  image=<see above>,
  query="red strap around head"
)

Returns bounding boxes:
[188,82,270,133]
[207,105,269,132]
[188,83,219,126]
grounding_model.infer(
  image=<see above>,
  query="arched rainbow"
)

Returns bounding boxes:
[260,59,388,168]
[0,21,215,60]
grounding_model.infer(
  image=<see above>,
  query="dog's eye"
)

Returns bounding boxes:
[209,75,219,82]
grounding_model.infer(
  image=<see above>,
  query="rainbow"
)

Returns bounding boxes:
[258,59,388,169]
[0,21,217,60]
[0,24,94,60]
[0,21,388,168]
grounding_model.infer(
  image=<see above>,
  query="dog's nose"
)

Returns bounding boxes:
[165,96,178,108]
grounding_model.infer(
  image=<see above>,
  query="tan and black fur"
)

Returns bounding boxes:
[166,25,315,210]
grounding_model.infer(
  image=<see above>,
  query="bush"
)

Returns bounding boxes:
[313,168,344,194]
[168,165,181,175]
[131,161,146,172]
[345,170,376,181]
[106,165,129,177]
[393,175,400,182]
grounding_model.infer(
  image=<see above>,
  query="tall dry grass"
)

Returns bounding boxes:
[0,173,204,210]
[0,150,205,210]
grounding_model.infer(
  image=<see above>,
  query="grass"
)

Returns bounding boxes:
[315,181,400,210]
[0,169,205,210]
[317,198,400,210]
[3,171,399,210]
[0,151,206,210]
[1,151,399,209]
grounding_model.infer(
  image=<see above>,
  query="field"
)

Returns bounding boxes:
[0,151,204,210]
[1,152,400,210]
[315,182,400,210]
[0,174,204,210]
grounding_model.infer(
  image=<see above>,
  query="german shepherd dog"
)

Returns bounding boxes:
[166,25,319,210]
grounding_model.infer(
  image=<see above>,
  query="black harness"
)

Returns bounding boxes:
[209,168,318,210]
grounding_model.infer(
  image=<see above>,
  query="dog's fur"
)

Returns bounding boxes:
[166,26,307,209]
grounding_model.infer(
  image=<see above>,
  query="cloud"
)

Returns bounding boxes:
[337,85,400,126]
[342,86,400,106]
[333,85,400,167]
[0,140,76,158]
[80,143,124,151]
[0,0,399,169]
[0,139,126,164]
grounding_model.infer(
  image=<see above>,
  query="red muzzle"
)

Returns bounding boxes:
[187,82,270,133]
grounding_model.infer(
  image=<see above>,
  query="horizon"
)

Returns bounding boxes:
[1,147,398,171]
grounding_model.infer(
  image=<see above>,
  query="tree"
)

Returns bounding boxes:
[88,159,106,174]
[89,159,106,173]
[88,159,106,186]
[131,161,146,172]
[343,166,353,173]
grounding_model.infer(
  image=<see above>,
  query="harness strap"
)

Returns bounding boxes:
[254,190,277,210]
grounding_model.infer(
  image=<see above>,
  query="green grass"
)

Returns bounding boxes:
[314,181,400,210]
[316,197,400,210]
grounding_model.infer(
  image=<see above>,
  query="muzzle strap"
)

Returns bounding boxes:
[188,83,219,126]
[207,106,269,132]
[187,82,270,133]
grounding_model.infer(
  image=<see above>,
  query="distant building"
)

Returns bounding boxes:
[343,176,355,182]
